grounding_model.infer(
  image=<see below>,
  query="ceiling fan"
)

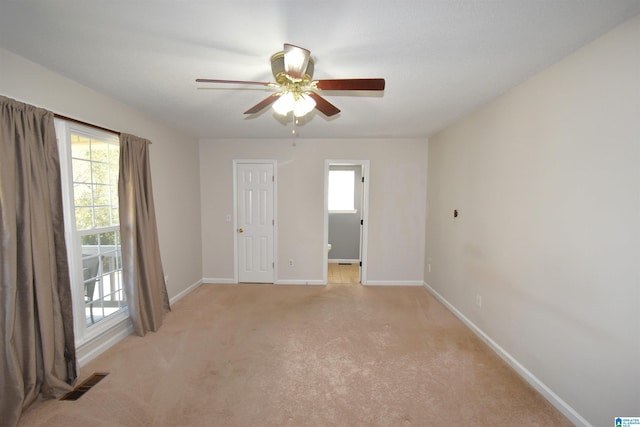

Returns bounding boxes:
[196,43,385,118]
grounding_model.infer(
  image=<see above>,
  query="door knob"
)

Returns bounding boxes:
[238,228,244,233]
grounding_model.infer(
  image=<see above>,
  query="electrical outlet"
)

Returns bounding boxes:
[476,294,482,308]
[289,259,294,267]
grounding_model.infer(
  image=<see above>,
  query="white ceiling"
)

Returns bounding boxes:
[1,1,638,140]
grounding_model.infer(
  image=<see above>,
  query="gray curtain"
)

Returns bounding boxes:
[118,133,170,336]
[0,96,77,426]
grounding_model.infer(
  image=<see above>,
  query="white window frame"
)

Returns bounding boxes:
[55,119,129,346]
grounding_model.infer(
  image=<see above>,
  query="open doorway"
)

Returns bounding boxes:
[324,160,369,285]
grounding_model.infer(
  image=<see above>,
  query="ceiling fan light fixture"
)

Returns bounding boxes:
[197,43,384,120]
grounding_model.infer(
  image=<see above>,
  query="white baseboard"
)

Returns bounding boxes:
[328,259,359,264]
[422,282,592,427]
[76,318,134,367]
[170,279,202,305]
[365,280,424,286]
[202,277,236,284]
[275,279,325,286]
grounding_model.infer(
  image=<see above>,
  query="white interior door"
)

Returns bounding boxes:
[236,162,274,283]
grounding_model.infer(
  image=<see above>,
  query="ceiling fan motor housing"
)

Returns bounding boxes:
[271,51,315,85]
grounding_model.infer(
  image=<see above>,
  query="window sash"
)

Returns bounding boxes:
[55,119,127,345]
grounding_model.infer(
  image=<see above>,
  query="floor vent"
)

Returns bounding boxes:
[60,372,109,401]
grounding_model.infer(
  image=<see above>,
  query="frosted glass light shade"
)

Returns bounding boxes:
[273,92,294,115]
[272,92,316,117]
[293,94,316,117]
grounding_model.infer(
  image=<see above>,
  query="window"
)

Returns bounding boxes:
[56,121,126,341]
[328,169,357,213]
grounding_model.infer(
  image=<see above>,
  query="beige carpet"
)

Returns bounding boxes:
[19,283,572,426]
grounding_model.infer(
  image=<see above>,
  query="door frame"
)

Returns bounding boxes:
[233,159,278,283]
[324,159,369,285]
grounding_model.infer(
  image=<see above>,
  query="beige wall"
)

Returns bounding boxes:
[425,16,639,427]
[0,47,203,301]
[200,138,428,284]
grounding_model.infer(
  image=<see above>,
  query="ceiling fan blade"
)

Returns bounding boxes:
[196,78,272,86]
[284,43,311,80]
[315,78,385,91]
[307,92,341,117]
[244,93,281,114]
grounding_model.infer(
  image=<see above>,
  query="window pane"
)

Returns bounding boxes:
[75,207,93,230]
[328,170,355,211]
[93,184,110,206]
[93,207,110,227]
[101,254,117,274]
[109,185,119,209]
[92,161,109,185]
[83,257,100,303]
[109,145,120,169]
[91,141,110,163]
[111,207,119,225]
[109,165,119,185]
[73,183,92,206]
[80,233,99,246]
[72,159,91,183]
[71,135,90,160]
[81,231,124,327]
[98,230,117,246]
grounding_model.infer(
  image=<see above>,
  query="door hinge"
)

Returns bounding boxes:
[359,261,362,267]
[360,219,363,225]
[362,176,365,183]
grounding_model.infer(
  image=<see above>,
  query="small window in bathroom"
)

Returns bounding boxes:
[328,170,356,213]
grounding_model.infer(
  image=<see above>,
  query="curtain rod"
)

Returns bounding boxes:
[54,113,120,136]
[53,113,152,144]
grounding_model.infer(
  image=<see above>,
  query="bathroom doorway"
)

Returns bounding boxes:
[324,160,369,285]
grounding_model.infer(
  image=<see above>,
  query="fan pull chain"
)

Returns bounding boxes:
[291,114,299,146]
